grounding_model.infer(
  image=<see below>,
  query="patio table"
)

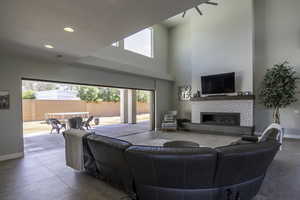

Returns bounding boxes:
[45,112,90,120]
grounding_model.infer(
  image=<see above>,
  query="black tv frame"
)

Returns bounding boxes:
[201,72,235,95]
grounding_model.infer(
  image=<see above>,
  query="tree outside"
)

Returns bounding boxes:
[77,86,100,102]
[76,86,120,103]
[22,90,36,99]
[22,80,149,103]
[98,88,120,102]
[77,86,149,103]
[136,90,149,103]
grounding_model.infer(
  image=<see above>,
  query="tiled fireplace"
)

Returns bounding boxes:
[200,112,241,126]
[192,100,254,127]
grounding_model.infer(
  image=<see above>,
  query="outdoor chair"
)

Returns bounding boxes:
[48,118,66,134]
[82,116,94,130]
[68,117,83,129]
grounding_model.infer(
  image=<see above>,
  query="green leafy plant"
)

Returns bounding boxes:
[77,86,120,103]
[259,61,299,123]
[77,86,100,103]
[98,88,120,102]
[77,86,149,103]
[22,90,36,99]
[137,90,149,103]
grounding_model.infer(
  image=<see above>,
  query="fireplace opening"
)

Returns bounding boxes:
[200,112,240,126]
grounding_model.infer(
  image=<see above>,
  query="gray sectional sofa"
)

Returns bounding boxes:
[82,134,280,200]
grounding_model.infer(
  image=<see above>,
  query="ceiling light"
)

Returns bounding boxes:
[44,44,54,49]
[64,27,75,32]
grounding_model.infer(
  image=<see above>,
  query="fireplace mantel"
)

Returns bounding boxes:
[190,95,255,102]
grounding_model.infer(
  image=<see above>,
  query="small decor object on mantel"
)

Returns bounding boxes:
[259,61,299,123]
[237,91,252,96]
[94,118,100,125]
[192,90,201,98]
[197,90,201,97]
[243,91,252,96]
[237,91,243,96]
[0,91,9,110]
[178,85,192,101]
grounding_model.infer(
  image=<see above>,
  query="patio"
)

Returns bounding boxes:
[24,121,150,154]
[23,114,150,136]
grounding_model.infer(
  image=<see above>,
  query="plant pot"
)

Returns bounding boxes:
[94,118,100,125]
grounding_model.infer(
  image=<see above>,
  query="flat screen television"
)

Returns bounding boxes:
[201,72,235,95]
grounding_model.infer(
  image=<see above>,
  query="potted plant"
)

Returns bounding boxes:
[94,117,100,125]
[259,61,299,123]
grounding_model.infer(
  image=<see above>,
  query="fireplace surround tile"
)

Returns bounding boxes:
[192,100,254,127]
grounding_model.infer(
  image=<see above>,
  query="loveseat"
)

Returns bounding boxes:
[82,134,280,200]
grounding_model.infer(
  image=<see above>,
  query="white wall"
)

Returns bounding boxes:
[254,0,300,137]
[168,0,253,119]
[0,53,174,158]
[168,22,193,119]
[155,79,175,129]
[190,0,253,93]
[79,25,172,80]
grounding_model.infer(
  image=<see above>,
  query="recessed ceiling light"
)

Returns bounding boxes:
[44,44,54,49]
[64,27,75,32]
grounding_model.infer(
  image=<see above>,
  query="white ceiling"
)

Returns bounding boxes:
[0,0,207,59]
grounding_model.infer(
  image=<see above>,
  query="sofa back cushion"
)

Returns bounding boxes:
[126,146,217,189]
[86,134,133,192]
[214,141,280,187]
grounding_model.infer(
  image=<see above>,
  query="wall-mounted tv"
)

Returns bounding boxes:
[201,72,235,95]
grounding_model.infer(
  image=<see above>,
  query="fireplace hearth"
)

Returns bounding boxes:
[200,112,240,126]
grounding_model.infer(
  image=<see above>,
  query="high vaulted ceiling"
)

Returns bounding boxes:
[162,0,220,28]
[0,0,207,59]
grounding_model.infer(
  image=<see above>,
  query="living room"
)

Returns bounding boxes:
[0,0,299,200]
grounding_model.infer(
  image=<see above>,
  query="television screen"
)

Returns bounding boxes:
[201,72,235,95]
